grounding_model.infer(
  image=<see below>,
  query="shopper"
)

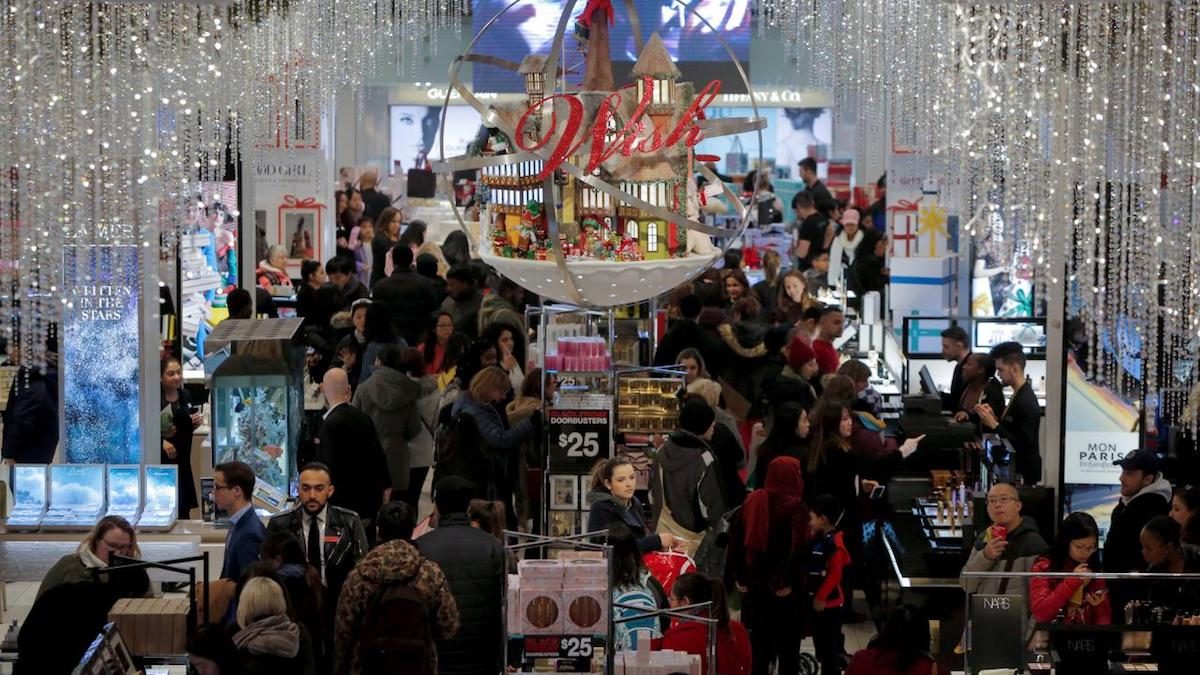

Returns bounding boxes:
[728,457,809,675]
[505,370,553,526]
[358,170,391,222]
[975,341,1042,484]
[686,381,747,507]
[1171,484,1200,545]
[256,245,291,290]
[351,346,424,501]
[724,269,752,309]
[829,208,864,289]
[441,265,483,338]
[1141,514,1200,613]
[266,462,369,615]
[400,349,439,510]
[759,337,819,433]
[939,326,972,411]
[216,461,267,582]
[232,577,316,675]
[748,402,809,490]
[38,516,151,600]
[752,250,784,320]
[776,271,820,326]
[353,218,374,287]
[326,255,368,305]
[335,502,459,675]
[791,192,825,271]
[961,483,1049,610]
[811,306,843,375]
[848,229,888,297]
[296,258,345,333]
[586,455,678,553]
[608,522,670,651]
[1,335,58,465]
[1104,449,1172,617]
[317,367,390,529]
[161,356,201,516]
[1029,511,1110,624]
[660,572,751,675]
[951,353,1005,428]
[478,276,526,336]
[808,494,851,675]
[186,624,235,675]
[484,320,526,392]
[654,294,722,371]
[649,399,727,558]
[416,476,507,675]
[370,207,403,287]
[441,230,471,269]
[260,532,326,666]
[717,296,770,423]
[837,359,884,418]
[372,245,438,346]
[422,311,466,384]
[416,253,447,307]
[333,298,371,387]
[675,347,711,386]
[845,605,949,675]
[358,301,407,385]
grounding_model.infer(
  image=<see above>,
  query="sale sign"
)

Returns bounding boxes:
[548,408,613,473]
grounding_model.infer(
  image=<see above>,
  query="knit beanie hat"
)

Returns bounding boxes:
[678,398,716,436]
[787,336,816,370]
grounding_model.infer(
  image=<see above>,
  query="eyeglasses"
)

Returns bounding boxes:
[213,483,232,492]
[987,496,1018,506]
[100,538,133,553]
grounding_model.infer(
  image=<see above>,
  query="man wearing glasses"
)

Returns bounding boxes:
[214,461,266,582]
[962,483,1049,600]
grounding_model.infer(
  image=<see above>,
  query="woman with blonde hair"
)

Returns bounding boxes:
[38,516,151,600]
[416,239,450,277]
[232,577,316,675]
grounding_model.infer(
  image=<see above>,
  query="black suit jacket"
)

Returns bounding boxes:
[941,355,969,411]
[995,380,1042,484]
[266,505,368,601]
[316,404,390,523]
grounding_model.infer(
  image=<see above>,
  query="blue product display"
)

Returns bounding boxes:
[139,465,179,530]
[43,464,106,529]
[7,464,49,530]
[105,465,142,520]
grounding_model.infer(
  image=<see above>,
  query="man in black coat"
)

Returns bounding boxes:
[939,325,972,412]
[976,341,1042,485]
[316,368,390,534]
[2,359,58,465]
[358,170,392,224]
[417,476,507,675]
[1103,450,1173,620]
[370,245,438,345]
[653,294,724,372]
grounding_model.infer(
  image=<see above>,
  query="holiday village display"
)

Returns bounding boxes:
[436,0,764,307]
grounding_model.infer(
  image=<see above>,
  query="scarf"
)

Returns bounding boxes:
[742,456,808,565]
[233,614,300,659]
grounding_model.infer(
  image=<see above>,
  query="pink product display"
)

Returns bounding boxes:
[614,642,702,674]
[562,559,608,587]
[518,559,565,590]
[550,337,611,371]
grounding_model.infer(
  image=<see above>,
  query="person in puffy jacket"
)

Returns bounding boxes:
[585,455,679,553]
[351,346,423,499]
[1029,512,1111,625]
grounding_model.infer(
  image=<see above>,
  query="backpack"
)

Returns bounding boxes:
[357,566,435,675]
[431,409,491,497]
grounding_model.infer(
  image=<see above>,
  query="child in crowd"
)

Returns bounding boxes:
[805,251,831,296]
[809,494,851,675]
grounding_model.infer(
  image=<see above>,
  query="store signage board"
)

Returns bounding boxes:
[967,594,1026,673]
[63,244,142,464]
[1062,431,1138,485]
[548,408,612,473]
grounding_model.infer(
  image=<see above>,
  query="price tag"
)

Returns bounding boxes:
[559,635,593,658]
[548,408,611,472]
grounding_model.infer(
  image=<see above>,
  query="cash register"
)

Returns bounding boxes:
[898,366,977,468]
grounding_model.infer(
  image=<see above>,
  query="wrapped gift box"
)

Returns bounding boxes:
[889,256,957,314]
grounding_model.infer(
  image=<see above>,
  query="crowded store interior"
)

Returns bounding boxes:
[5,0,1200,674]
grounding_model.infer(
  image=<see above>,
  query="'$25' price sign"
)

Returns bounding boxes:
[548,408,611,472]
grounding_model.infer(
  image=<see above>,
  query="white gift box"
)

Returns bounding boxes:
[889,255,957,314]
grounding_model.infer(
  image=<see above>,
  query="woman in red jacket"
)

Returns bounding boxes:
[660,573,751,675]
[1029,511,1111,624]
[845,604,949,675]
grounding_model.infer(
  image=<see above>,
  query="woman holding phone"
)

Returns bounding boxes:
[161,356,202,516]
[485,321,526,393]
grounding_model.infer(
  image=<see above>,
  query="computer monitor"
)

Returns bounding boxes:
[919,365,940,396]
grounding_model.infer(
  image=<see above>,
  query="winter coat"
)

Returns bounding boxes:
[717,321,770,419]
[652,319,724,375]
[317,403,390,522]
[477,292,524,337]
[962,516,1049,597]
[1146,544,1200,613]
[409,375,439,469]
[2,364,59,464]
[1029,556,1112,624]
[585,490,662,554]
[371,269,438,345]
[1104,474,1173,574]
[450,394,536,500]
[351,366,424,490]
[709,419,747,508]
[415,514,507,675]
[659,620,751,675]
[334,539,459,675]
[256,261,290,290]
[38,552,151,601]
[649,430,727,534]
[441,291,483,339]
[232,614,316,675]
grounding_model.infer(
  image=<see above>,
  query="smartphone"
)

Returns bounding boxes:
[869,485,886,499]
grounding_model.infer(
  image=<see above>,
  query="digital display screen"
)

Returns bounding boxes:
[471,0,752,93]
[107,466,141,512]
[13,465,47,509]
[974,320,1047,352]
[50,464,105,511]
[774,108,833,178]
[390,105,483,171]
[145,466,178,514]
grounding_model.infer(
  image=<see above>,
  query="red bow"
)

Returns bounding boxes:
[577,0,614,28]
[281,195,325,210]
[886,197,922,212]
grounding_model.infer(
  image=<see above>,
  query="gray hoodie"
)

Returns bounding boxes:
[351,365,423,489]
[648,430,727,534]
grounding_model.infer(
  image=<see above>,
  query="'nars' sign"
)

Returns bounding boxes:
[968,594,1025,672]
[1063,431,1139,485]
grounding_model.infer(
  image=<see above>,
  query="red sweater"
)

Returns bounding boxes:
[1028,556,1112,624]
[658,620,752,675]
[812,338,840,375]
[845,648,949,675]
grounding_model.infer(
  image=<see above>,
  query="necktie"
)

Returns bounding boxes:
[307,515,322,572]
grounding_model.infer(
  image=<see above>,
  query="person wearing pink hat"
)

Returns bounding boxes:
[829,207,865,289]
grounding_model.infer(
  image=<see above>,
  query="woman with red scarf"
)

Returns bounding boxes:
[726,456,810,675]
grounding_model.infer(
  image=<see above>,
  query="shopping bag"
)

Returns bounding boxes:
[643,550,695,598]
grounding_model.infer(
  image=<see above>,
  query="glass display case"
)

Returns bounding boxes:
[43,464,106,530]
[7,464,48,530]
[139,465,179,530]
[106,465,142,521]
[210,351,301,500]
[615,371,685,434]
